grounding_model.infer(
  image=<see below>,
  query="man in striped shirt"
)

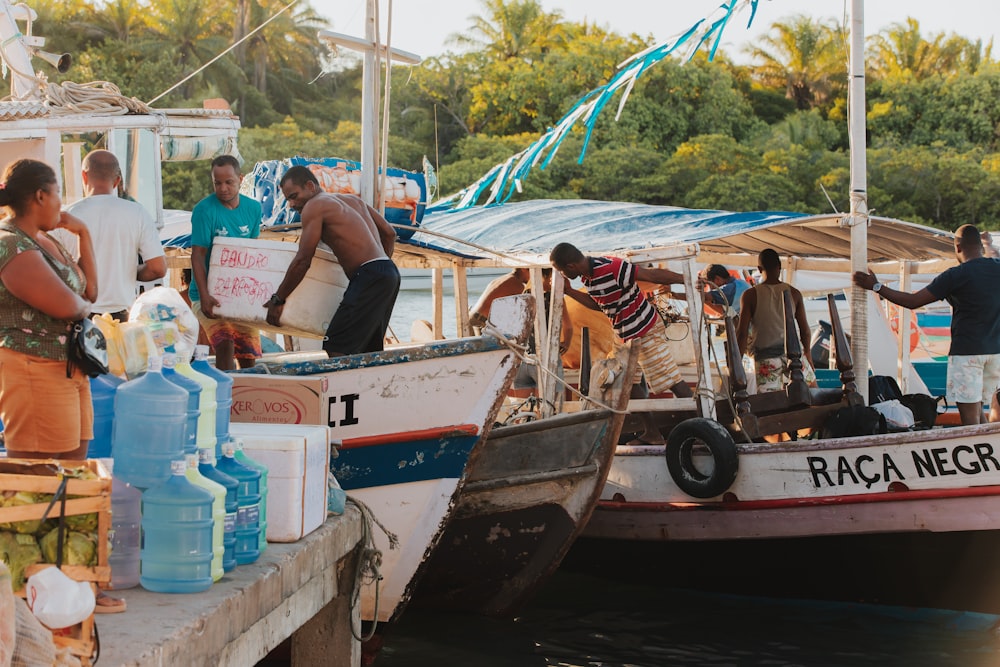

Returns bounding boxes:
[551,242,693,446]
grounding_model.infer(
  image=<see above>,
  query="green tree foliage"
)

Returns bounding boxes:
[33,1,1000,229]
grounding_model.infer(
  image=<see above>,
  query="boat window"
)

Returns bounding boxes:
[110,128,158,224]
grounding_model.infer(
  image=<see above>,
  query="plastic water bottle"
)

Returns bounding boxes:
[233,439,268,552]
[216,442,261,565]
[197,448,238,573]
[162,353,202,455]
[175,353,217,455]
[191,344,234,457]
[88,375,124,458]
[183,454,225,581]
[103,459,141,590]
[112,356,188,489]
[140,460,214,593]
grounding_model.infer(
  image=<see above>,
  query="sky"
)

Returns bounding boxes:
[310,0,998,64]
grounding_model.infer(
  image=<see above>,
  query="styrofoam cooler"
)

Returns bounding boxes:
[229,423,330,542]
[207,237,350,338]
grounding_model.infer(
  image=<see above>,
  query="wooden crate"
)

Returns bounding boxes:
[0,459,108,667]
[0,458,111,590]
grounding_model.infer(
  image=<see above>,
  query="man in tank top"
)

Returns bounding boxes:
[736,248,814,393]
[265,166,400,356]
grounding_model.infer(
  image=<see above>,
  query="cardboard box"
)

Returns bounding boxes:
[229,423,330,542]
[231,374,333,426]
[207,236,350,338]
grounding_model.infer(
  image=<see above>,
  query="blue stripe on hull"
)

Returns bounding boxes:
[332,434,478,490]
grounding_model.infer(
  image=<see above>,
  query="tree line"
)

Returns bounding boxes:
[31,0,1000,230]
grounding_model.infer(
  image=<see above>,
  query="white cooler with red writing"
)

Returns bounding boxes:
[207,236,349,338]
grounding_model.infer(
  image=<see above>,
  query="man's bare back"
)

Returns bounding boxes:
[304,193,393,277]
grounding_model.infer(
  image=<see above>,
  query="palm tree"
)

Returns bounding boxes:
[142,0,243,101]
[450,0,567,62]
[745,15,844,110]
[84,0,149,43]
[869,18,993,80]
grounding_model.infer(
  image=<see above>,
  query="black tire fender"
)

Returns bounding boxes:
[665,418,739,499]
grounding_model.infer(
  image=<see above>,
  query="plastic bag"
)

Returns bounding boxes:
[118,321,157,379]
[129,286,200,360]
[10,597,55,667]
[91,313,128,378]
[328,472,346,516]
[870,399,915,431]
[24,568,95,630]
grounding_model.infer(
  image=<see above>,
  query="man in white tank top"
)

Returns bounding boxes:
[735,249,814,392]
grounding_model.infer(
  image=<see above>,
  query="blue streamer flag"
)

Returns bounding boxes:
[434,0,759,213]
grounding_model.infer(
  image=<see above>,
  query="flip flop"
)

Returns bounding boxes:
[94,591,126,614]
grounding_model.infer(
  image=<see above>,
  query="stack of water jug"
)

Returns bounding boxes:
[91,345,268,594]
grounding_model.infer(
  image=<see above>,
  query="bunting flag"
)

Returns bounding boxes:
[433,0,760,213]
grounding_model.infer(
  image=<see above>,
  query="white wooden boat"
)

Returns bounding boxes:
[241,295,532,623]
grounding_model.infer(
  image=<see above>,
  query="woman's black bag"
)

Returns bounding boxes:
[67,318,109,378]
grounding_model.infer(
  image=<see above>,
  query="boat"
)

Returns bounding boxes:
[240,296,532,623]
[408,341,636,616]
[385,0,1000,609]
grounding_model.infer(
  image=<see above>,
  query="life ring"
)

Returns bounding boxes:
[665,418,739,499]
[888,305,919,353]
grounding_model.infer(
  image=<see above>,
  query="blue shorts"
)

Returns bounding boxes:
[324,259,400,356]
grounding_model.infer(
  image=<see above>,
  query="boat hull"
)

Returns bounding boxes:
[410,408,621,616]
[586,422,1000,543]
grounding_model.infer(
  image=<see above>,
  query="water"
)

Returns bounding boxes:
[388,276,491,342]
[139,461,215,594]
[107,462,142,590]
[112,358,188,489]
[192,344,234,452]
[233,441,269,553]
[88,374,123,458]
[184,453,226,581]
[162,355,202,455]
[377,570,1000,667]
[198,448,238,573]
[217,445,261,566]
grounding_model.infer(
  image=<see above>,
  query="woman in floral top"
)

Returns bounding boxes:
[0,159,98,459]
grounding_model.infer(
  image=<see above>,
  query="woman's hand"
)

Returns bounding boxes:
[56,212,90,237]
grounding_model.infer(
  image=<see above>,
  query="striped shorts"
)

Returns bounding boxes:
[632,317,682,394]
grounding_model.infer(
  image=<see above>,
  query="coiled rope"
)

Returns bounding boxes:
[345,495,399,642]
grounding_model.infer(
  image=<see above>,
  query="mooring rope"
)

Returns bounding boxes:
[344,494,399,642]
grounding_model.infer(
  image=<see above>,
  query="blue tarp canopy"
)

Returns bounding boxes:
[399,199,956,268]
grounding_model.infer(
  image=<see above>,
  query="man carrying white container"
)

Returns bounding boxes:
[190,155,263,370]
[265,165,400,356]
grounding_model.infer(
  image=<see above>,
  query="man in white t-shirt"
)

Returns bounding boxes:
[62,150,166,321]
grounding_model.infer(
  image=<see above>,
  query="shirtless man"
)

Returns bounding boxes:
[265,165,400,356]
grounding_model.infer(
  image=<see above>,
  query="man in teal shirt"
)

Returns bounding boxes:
[189,155,262,370]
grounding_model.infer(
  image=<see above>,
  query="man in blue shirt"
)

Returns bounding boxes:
[700,264,751,318]
[854,224,1000,425]
[189,155,262,370]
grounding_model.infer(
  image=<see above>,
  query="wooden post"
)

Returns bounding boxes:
[431,268,443,339]
[453,266,469,336]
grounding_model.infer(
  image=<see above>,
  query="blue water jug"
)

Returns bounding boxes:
[140,460,214,593]
[217,442,261,565]
[88,374,124,458]
[191,344,234,457]
[105,459,141,590]
[233,439,268,552]
[162,353,202,455]
[197,448,238,573]
[112,357,188,489]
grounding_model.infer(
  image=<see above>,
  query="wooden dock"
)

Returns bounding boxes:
[97,509,364,666]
